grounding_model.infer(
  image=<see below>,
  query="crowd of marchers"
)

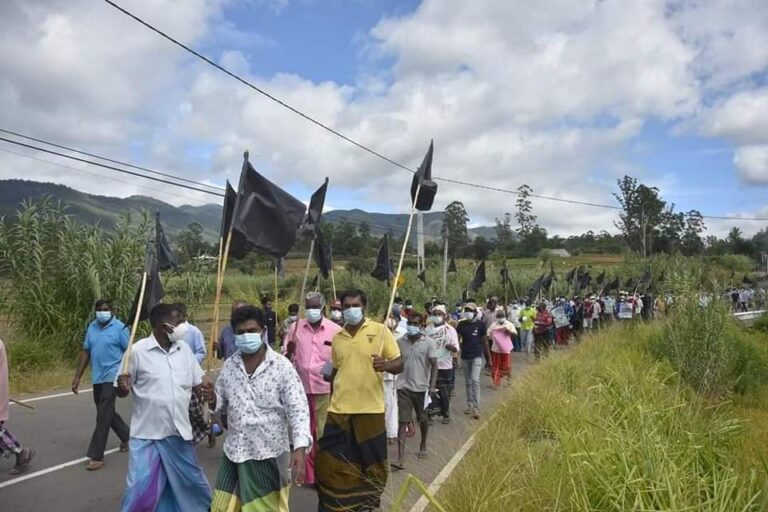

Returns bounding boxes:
[1,283,764,511]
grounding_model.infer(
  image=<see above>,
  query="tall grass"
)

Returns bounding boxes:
[438,325,768,511]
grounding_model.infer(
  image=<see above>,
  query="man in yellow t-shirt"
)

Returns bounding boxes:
[316,289,403,512]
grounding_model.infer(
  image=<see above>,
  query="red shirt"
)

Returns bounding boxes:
[533,311,554,334]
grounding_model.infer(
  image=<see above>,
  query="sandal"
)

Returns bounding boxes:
[9,449,34,475]
[390,461,405,471]
[86,460,104,471]
[417,451,429,460]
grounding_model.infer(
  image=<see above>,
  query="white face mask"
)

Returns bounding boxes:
[167,321,189,342]
[330,310,342,321]
[463,311,475,321]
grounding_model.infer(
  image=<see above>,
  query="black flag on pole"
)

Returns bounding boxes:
[448,258,457,273]
[579,272,592,291]
[303,178,329,236]
[411,140,437,211]
[470,261,486,291]
[221,181,254,260]
[371,235,394,283]
[596,271,606,287]
[128,242,165,322]
[231,157,307,258]
[418,270,427,286]
[310,273,319,290]
[529,274,545,298]
[155,212,177,271]
[315,232,333,279]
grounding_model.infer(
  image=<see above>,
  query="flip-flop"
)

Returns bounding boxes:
[390,462,405,471]
[86,460,104,471]
[417,451,429,460]
[9,449,35,475]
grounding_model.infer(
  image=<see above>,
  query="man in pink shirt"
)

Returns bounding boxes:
[283,291,341,486]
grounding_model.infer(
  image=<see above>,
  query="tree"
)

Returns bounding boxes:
[442,201,469,258]
[514,185,538,238]
[472,236,493,260]
[494,212,514,249]
[681,210,705,256]
[176,222,210,263]
[613,175,666,256]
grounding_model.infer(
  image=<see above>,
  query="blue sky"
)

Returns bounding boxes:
[2,0,768,235]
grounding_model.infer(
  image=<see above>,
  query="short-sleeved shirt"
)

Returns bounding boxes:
[83,317,129,384]
[217,324,237,360]
[329,319,400,415]
[396,335,437,392]
[282,318,341,395]
[519,307,536,331]
[456,320,487,360]
[425,324,459,370]
[119,334,203,441]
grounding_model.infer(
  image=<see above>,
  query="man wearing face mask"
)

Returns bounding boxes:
[282,292,341,486]
[425,305,459,423]
[329,299,343,326]
[261,296,278,347]
[393,313,437,469]
[201,306,311,511]
[172,303,207,365]
[71,299,130,471]
[279,303,300,346]
[456,303,490,420]
[316,289,404,512]
[116,304,211,511]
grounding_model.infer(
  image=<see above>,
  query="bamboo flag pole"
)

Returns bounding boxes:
[288,237,316,356]
[121,270,148,375]
[209,235,225,359]
[207,228,234,372]
[378,183,421,354]
[330,267,337,300]
[10,398,34,410]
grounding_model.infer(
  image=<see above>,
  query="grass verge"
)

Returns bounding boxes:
[438,323,768,511]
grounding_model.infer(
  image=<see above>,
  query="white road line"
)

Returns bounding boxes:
[11,389,92,404]
[0,448,120,489]
[408,410,501,512]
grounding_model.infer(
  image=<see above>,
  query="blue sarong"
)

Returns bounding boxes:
[121,436,211,512]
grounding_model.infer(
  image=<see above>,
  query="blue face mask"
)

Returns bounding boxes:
[343,307,364,326]
[95,311,112,324]
[305,308,323,323]
[235,332,263,354]
[406,325,421,337]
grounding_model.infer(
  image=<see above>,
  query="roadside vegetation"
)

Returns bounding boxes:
[438,270,768,511]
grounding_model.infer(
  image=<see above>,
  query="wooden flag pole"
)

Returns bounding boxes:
[379,184,421,354]
[274,265,279,305]
[442,234,448,296]
[121,270,148,375]
[209,235,225,359]
[10,397,34,410]
[207,228,234,372]
[287,237,316,357]
[330,267,337,300]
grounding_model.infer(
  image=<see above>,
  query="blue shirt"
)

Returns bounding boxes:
[217,324,237,360]
[83,317,129,384]
[456,320,487,360]
[182,323,207,365]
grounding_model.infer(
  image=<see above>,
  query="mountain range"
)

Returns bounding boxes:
[0,179,496,241]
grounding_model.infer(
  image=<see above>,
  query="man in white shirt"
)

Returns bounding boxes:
[116,304,211,512]
[202,305,311,512]
[425,305,459,423]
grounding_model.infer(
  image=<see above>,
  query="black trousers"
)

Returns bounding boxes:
[436,369,453,418]
[87,382,129,461]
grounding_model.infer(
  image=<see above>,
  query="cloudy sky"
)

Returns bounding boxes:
[1,0,767,236]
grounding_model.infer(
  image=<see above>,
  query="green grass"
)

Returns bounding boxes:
[438,323,768,511]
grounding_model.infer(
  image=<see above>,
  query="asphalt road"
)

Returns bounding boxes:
[1,357,530,511]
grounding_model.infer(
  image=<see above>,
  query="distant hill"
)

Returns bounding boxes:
[0,179,496,241]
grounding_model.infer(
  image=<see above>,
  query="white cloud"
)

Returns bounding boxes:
[2,0,768,235]
[733,145,768,184]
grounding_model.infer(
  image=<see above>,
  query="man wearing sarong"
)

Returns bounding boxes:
[283,292,341,486]
[488,309,515,388]
[116,304,211,512]
[316,289,404,512]
[202,305,311,512]
[72,299,129,471]
[1,338,34,475]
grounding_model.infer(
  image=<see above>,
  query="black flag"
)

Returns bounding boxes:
[222,181,254,260]
[624,276,635,289]
[411,140,437,211]
[128,242,164,322]
[310,273,319,290]
[231,156,307,258]
[315,232,333,279]
[529,274,545,298]
[418,270,427,286]
[371,235,394,283]
[155,212,177,271]
[565,267,576,283]
[448,258,457,273]
[500,262,510,283]
[579,272,592,291]
[607,277,620,292]
[596,271,606,287]
[470,261,486,291]
[303,178,329,236]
